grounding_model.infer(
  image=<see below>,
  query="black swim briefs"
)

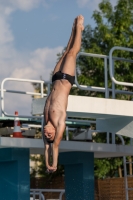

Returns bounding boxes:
[52,71,75,85]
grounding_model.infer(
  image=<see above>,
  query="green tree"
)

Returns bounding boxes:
[72,0,133,179]
[75,0,133,100]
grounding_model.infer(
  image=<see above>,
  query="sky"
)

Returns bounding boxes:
[0,0,117,116]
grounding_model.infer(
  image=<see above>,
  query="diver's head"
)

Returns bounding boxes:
[44,125,55,143]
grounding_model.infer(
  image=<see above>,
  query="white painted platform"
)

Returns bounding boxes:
[97,117,133,138]
[1,95,133,157]
[32,95,133,138]
[67,96,133,138]
[32,95,133,118]
[1,137,133,158]
[67,95,133,118]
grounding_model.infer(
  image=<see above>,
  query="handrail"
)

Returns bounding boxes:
[30,191,45,200]
[115,134,128,200]
[1,48,133,118]
[109,46,133,87]
[75,52,109,98]
[0,89,46,96]
[76,51,133,98]
[30,189,65,200]
[1,78,44,118]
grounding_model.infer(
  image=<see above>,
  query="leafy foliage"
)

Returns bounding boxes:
[73,0,133,100]
[72,0,133,179]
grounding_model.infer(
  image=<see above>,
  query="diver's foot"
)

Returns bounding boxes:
[77,15,84,31]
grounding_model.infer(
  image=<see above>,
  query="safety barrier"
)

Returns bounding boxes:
[1,46,133,118]
[30,189,65,200]
[30,191,44,200]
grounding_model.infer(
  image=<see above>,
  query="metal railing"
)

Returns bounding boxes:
[76,52,109,98]
[30,189,65,200]
[109,46,133,99]
[76,48,133,98]
[30,191,45,200]
[1,46,133,118]
[1,78,45,118]
[109,46,133,87]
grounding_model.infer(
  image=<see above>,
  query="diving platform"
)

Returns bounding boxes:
[32,94,133,120]
[32,95,133,119]
[1,47,133,199]
[0,137,133,158]
[32,95,133,138]
[67,95,133,118]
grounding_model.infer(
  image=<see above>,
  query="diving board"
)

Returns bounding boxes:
[67,95,133,118]
[32,95,133,138]
[32,95,133,118]
[1,137,133,158]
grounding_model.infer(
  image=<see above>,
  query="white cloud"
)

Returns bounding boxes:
[0,18,14,45]
[0,0,43,12]
[1,46,63,115]
[10,46,63,80]
[11,0,42,11]
[0,1,63,116]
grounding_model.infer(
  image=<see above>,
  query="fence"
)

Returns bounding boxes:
[31,176,133,200]
[30,189,65,200]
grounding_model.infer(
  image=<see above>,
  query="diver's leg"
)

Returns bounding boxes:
[53,18,76,74]
[61,15,84,76]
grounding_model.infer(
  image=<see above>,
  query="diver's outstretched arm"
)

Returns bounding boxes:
[51,122,66,171]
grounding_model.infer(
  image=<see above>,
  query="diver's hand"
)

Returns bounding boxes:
[51,165,57,172]
[46,165,57,173]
